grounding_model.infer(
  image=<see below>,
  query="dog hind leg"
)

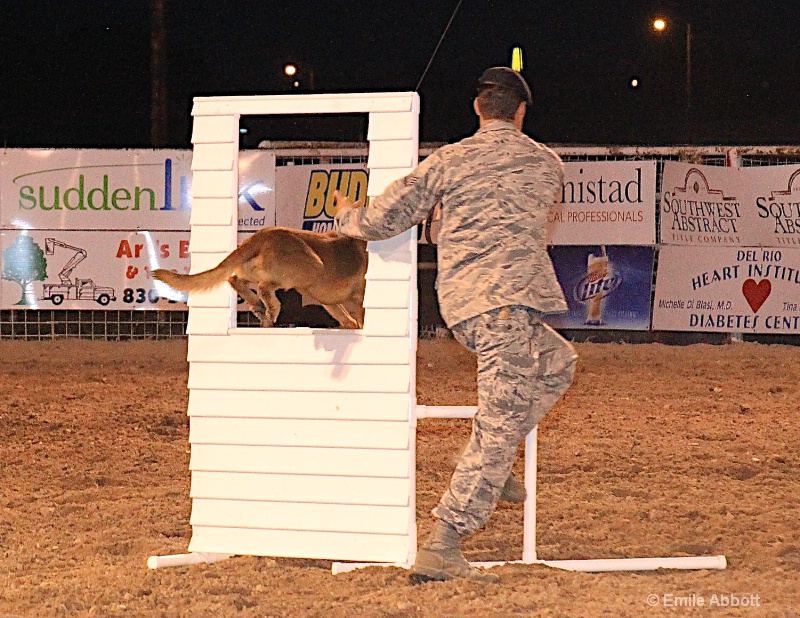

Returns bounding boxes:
[322,303,361,329]
[255,283,282,328]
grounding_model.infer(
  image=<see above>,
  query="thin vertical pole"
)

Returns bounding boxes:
[685,22,693,143]
[150,0,167,147]
[522,426,538,562]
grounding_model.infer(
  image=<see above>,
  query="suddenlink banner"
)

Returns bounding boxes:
[0,149,276,231]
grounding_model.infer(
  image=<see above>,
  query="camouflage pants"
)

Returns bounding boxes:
[433,306,578,536]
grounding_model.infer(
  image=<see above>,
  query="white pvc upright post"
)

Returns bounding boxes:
[522,427,537,563]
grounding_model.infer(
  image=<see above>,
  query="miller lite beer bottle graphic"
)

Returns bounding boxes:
[584,247,609,326]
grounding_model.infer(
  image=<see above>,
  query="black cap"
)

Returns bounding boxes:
[477,66,532,105]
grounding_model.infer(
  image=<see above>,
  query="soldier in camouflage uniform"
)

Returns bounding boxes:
[335,67,577,583]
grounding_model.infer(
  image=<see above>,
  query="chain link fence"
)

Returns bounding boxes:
[3,144,799,340]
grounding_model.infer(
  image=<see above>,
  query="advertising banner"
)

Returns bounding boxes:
[275,164,368,232]
[660,161,800,248]
[548,160,657,246]
[652,245,800,333]
[544,245,655,330]
[1,229,188,310]
[0,149,276,231]
[273,160,657,245]
[740,163,800,248]
[0,229,264,310]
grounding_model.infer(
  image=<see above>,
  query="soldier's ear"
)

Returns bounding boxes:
[473,98,481,117]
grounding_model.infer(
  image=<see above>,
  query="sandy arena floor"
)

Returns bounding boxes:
[1,337,799,617]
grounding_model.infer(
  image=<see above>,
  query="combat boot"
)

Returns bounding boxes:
[409,520,500,583]
[499,472,527,503]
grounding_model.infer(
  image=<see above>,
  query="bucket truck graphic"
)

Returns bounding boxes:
[40,238,117,306]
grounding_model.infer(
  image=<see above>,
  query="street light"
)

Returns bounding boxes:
[283,62,315,90]
[652,16,693,141]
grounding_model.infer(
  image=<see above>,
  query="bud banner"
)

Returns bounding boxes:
[275,164,369,232]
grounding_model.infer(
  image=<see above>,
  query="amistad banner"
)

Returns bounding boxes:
[549,160,657,246]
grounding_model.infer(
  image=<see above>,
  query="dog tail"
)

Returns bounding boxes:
[153,253,238,293]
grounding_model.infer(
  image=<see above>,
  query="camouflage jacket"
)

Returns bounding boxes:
[334,120,568,327]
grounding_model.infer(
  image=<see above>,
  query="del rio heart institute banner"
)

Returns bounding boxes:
[652,246,800,333]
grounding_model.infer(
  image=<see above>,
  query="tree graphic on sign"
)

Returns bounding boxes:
[2,235,48,305]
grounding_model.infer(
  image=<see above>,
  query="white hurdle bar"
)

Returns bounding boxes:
[331,404,727,575]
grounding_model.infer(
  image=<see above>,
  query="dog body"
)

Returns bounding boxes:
[153,227,368,328]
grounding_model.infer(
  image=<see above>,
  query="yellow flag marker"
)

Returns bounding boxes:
[511,47,524,72]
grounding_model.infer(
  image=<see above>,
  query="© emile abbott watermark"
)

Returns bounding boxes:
[646,592,761,608]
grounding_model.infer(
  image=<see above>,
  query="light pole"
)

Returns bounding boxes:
[653,16,693,142]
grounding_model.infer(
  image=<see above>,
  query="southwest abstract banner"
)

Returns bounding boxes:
[545,245,655,330]
[652,246,800,333]
[661,161,800,248]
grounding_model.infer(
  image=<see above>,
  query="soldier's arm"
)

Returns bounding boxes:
[335,152,445,241]
[540,151,565,204]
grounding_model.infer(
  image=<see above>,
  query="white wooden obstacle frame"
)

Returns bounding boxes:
[148,91,726,574]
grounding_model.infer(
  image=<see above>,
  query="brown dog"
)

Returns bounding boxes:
[152,228,368,328]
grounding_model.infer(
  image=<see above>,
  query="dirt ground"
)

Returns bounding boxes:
[1,336,799,617]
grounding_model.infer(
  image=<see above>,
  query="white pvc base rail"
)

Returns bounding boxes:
[332,555,728,575]
[149,404,727,574]
[331,405,726,575]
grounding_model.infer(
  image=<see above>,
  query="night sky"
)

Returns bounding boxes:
[2,0,799,149]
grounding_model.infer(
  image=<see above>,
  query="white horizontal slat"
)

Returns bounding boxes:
[192,170,235,199]
[368,140,417,169]
[190,499,409,535]
[188,362,410,393]
[365,250,412,281]
[188,390,410,420]
[367,112,416,141]
[189,252,227,274]
[366,167,411,196]
[191,115,239,144]
[192,93,416,117]
[361,308,410,337]
[188,526,409,563]
[189,198,234,226]
[363,280,410,309]
[188,225,235,254]
[190,444,411,477]
[191,143,236,171]
[189,417,411,449]
[187,332,410,365]
[186,308,232,335]
[367,231,415,261]
[186,286,231,309]
[190,472,410,506]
